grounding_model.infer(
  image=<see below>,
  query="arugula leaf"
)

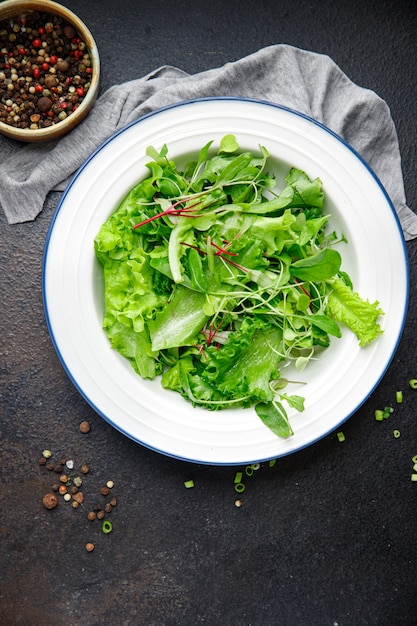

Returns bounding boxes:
[215,152,254,185]
[310,313,342,338]
[255,401,294,438]
[187,247,209,292]
[278,394,305,412]
[290,248,341,281]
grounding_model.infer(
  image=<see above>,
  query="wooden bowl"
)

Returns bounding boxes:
[0,0,100,142]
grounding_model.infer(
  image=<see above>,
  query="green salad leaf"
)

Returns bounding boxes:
[94,136,384,438]
[326,278,384,346]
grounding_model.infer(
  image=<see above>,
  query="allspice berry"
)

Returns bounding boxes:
[79,421,91,434]
[72,491,84,504]
[42,493,58,510]
[37,96,52,112]
[56,59,69,72]
[44,74,58,89]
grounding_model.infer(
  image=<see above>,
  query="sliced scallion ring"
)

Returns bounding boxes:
[102,520,113,534]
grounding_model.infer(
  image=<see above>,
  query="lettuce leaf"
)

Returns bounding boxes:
[149,285,211,351]
[202,319,283,404]
[327,278,384,346]
[107,322,161,379]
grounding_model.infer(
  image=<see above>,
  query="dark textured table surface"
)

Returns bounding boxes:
[1,1,417,624]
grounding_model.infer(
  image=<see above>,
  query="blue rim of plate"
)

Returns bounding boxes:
[42,96,410,465]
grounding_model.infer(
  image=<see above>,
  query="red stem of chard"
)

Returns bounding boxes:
[180,241,247,272]
[210,240,238,257]
[201,319,224,345]
[132,195,218,230]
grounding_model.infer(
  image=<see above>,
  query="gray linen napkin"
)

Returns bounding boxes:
[1,44,416,239]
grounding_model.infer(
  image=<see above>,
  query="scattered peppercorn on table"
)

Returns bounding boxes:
[1,1,417,624]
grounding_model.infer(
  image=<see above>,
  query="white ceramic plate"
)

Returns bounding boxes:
[42,97,409,465]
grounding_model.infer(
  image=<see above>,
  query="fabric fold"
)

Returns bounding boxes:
[0,44,416,238]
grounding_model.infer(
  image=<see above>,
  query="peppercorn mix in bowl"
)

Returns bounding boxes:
[0,0,100,142]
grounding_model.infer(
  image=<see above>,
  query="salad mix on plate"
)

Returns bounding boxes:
[94,135,384,438]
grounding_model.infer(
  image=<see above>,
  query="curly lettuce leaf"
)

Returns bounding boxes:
[202,320,283,404]
[161,320,284,409]
[327,278,384,346]
[107,322,161,379]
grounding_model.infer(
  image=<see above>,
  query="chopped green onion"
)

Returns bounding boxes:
[234,472,243,484]
[245,465,254,477]
[412,463,417,472]
[251,463,261,471]
[395,390,403,404]
[102,520,113,534]
[411,474,417,482]
[269,459,277,468]
[234,482,246,493]
[393,429,401,438]
[337,431,345,442]
[184,480,195,489]
[375,407,393,421]
[409,379,417,389]
[412,454,417,464]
